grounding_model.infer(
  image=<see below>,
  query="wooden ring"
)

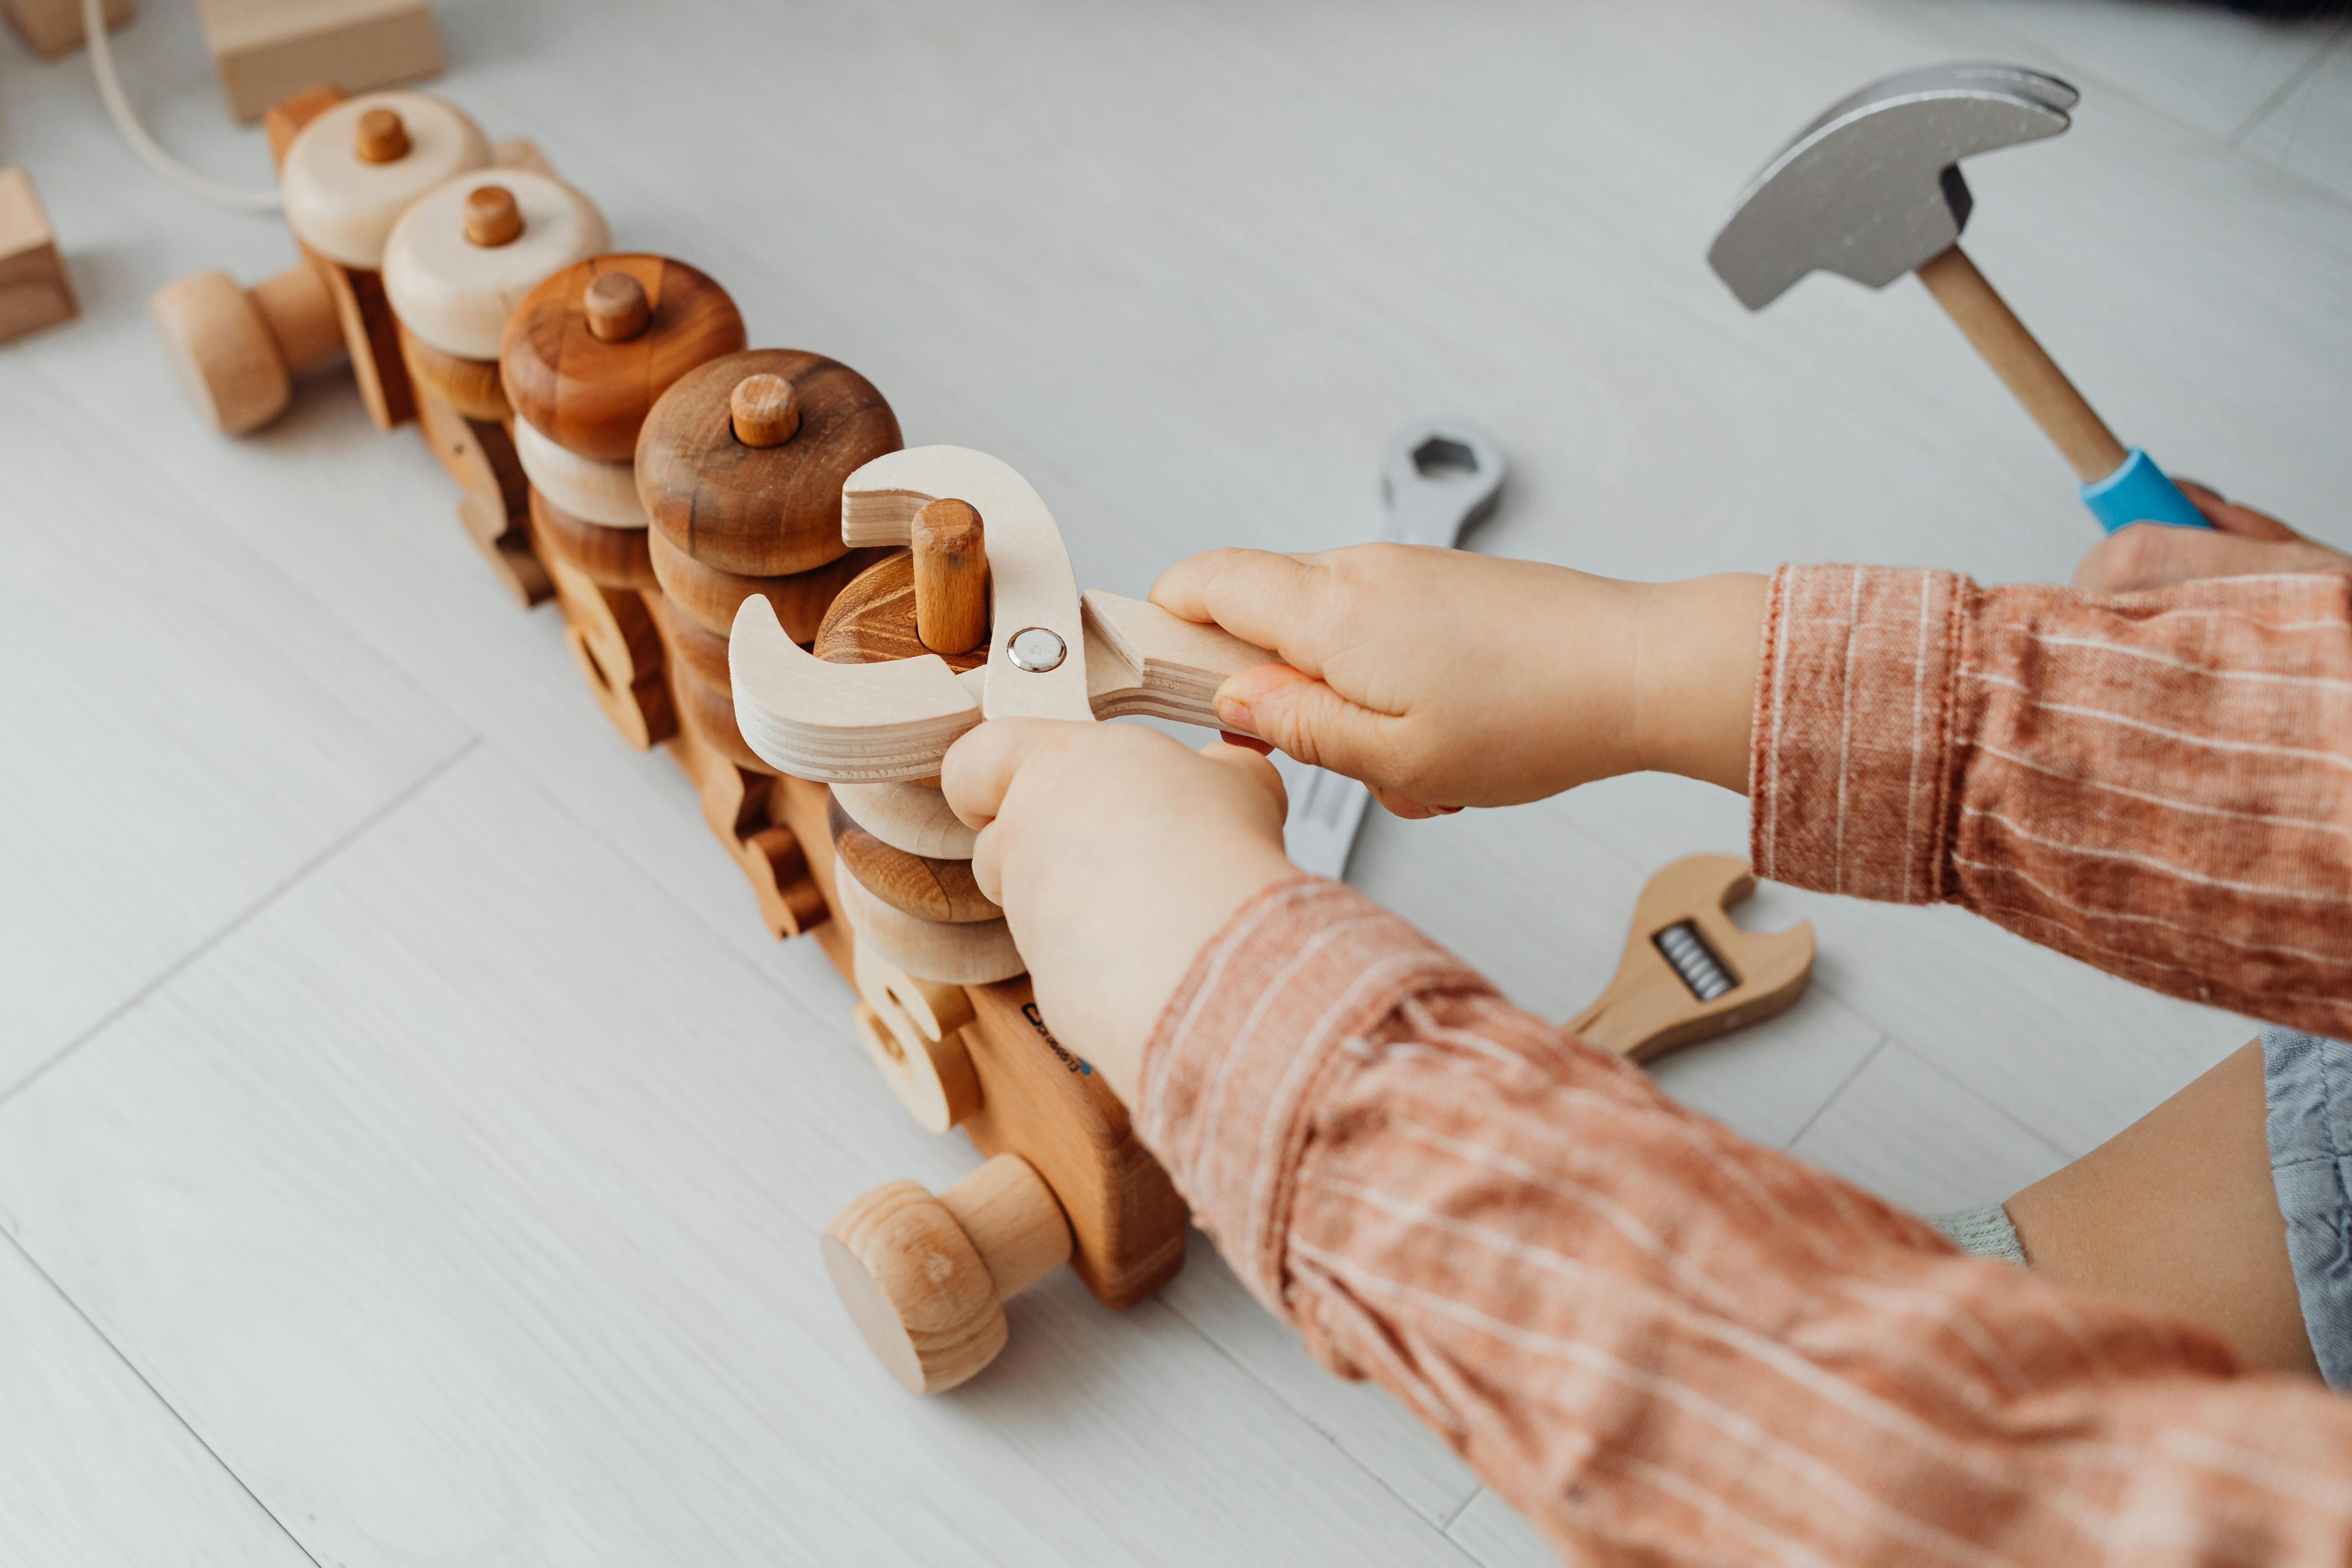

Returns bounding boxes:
[513,414,645,526]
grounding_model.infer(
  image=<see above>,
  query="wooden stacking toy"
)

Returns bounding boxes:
[145,83,1821,1400]
[381,152,609,606]
[150,87,492,436]
[631,349,906,938]
[497,255,746,743]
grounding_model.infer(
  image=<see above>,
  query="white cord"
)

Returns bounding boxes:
[82,0,280,212]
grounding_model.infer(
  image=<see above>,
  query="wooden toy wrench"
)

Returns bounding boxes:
[728,445,1279,782]
[1283,420,1506,878]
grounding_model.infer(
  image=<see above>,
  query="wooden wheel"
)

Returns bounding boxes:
[822,1154,1071,1394]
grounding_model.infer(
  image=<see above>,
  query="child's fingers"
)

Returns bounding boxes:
[2175,481,2301,542]
[2075,522,2352,595]
[1214,663,1409,784]
[1150,548,1331,674]
[1197,738,1290,822]
[939,717,1079,832]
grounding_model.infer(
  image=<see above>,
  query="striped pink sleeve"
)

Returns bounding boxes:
[1139,876,2352,1565]
[1753,565,2352,1037]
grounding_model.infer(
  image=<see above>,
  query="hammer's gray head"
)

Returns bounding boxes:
[1707,63,2076,310]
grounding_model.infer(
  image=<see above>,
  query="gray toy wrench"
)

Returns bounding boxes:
[1280,421,1507,880]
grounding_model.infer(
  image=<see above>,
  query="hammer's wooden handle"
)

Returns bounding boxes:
[1916,245,2127,484]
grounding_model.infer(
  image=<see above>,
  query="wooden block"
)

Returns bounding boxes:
[1568,854,1815,1064]
[0,167,77,346]
[0,0,129,58]
[198,0,443,124]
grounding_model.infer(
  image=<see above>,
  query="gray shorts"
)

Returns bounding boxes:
[2263,1025,2352,1389]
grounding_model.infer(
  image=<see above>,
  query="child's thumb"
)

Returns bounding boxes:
[1214,663,1396,780]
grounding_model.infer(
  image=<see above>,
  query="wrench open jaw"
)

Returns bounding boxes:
[729,445,1277,784]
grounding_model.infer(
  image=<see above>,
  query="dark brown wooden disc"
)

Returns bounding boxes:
[499,255,746,461]
[634,348,902,578]
[827,793,1001,924]
[666,643,772,775]
[400,326,510,422]
[814,549,988,673]
[649,525,889,642]
[529,488,656,590]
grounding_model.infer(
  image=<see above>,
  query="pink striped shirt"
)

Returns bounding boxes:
[1137,565,2352,1564]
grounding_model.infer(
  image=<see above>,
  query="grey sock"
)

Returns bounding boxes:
[1930,1203,2026,1266]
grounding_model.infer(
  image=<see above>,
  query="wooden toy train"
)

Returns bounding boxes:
[150,87,1817,1394]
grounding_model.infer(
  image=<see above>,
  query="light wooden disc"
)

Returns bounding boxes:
[513,414,645,527]
[836,862,1023,986]
[830,780,979,860]
[382,170,611,360]
[649,526,888,642]
[280,92,490,269]
[634,348,903,578]
[501,255,746,461]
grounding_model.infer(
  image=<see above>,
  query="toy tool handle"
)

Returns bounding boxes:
[1914,247,2212,533]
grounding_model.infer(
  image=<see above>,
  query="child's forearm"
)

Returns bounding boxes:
[1140,877,2352,1566]
[1631,571,1767,793]
[1749,565,2352,1038]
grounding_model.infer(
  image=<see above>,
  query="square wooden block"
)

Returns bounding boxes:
[0,167,78,346]
[0,0,133,60]
[196,0,442,123]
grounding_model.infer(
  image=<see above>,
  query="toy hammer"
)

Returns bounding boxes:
[1708,63,2209,534]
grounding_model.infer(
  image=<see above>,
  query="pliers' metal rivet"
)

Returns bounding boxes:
[1007,627,1066,673]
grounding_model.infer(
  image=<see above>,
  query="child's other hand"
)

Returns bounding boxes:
[2075,482,2351,593]
[1151,545,1764,810]
[941,719,1295,1104]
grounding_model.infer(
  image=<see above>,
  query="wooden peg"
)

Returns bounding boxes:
[823,1154,1072,1394]
[582,270,650,343]
[354,107,409,163]
[912,498,988,656]
[462,184,523,247]
[1567,854,1815,1064]
[729,372,799,447]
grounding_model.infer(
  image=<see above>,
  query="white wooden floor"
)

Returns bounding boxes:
[3,1,2347,1562]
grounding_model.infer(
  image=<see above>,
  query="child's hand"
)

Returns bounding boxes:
[2075,482,2350,592]
[1151,545,1765,811]
[941,719,1295,1104]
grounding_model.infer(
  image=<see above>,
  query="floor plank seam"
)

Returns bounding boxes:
[1151,1292,1477,1536]
[1779,1032,1891,1152]
[0,1228,326,1568]
[0,736,483,1110]
[2228,19,2352,149]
